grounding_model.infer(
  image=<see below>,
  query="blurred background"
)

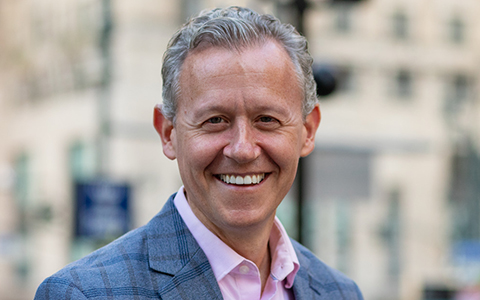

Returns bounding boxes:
[0,0,479,299]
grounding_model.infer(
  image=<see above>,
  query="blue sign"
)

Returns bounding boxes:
[452,241,480,263]
[75,180,130,239]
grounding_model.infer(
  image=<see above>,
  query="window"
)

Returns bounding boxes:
[302,148,371,268]
[336,66,355,93]
[14,153,31,208]
[392,11,409,40]
[386,189,401,282]
[378,187,402,296]
[394,70,413,99]
[444,74,472,116]
[69,142,95,181]
[449,17,465,44]
[335,200,352,273]
[452,74,470,101]
[13,153,32,282]
[449,142,480,240]
[333,4,353,33]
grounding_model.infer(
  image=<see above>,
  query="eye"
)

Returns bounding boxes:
[259,116,275,123]
[256,115,280,130]
[203,116,228,131]
[207,116,224,124]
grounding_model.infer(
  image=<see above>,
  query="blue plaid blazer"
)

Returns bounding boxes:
[35,194,363,299]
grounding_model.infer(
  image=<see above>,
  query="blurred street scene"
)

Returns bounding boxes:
[1,0,480,299]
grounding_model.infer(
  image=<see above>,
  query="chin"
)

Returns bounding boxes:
[223,210,273,229]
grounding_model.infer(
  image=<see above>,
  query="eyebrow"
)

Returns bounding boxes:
[190,102,232,120]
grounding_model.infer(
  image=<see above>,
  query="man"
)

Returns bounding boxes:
[35,6,363,300]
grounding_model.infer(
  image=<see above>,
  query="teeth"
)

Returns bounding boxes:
[236,176,243,184]
[219,174,265,185]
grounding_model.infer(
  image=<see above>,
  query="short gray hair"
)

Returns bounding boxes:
[161,6,317,122]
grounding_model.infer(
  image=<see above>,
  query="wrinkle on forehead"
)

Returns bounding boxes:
[179,40,299,99]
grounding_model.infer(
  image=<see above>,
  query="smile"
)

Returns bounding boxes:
[218,174,266,185]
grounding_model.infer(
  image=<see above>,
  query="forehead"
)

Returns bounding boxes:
[177,41,303,110]
[182,40,295,77]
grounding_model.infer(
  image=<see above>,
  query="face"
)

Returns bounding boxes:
[154,40,321,238]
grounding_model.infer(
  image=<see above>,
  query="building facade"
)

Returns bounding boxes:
[0,0,479,299]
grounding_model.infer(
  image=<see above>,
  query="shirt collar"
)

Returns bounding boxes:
[269,214,300,288]
[173,186,299,286]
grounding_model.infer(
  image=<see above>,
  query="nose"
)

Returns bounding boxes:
[223,120,261,164]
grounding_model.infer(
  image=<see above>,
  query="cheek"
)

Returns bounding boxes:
[179,135,226,168]
[261,132,303,166]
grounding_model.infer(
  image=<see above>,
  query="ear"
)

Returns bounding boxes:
[300,104,321,157]
[153,104,177,160]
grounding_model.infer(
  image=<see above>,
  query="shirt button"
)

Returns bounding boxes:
[239,265,250,274]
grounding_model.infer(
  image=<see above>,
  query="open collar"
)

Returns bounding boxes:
[144,193,339,300]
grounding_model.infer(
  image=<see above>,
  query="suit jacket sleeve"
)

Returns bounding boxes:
[35,277,88,300]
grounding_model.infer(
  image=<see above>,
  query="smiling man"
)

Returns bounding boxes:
[35,6,363,300]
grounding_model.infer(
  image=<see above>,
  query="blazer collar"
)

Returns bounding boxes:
[292,247,323,300]
[146,194,223,299]
[292,241,356,300]
[146,194,197,274]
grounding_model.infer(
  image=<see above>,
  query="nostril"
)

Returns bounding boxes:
[223,145,260,164]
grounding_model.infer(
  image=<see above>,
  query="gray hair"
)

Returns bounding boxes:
[161,6,317,122]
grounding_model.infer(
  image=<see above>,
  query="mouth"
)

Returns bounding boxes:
[216,173,266,185]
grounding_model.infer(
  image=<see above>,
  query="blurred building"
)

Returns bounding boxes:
[300,0,480,299]
[0,0,183,298]
[0,0,479,300]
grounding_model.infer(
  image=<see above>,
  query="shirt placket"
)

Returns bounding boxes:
[234,261,262,300]
[260,275,280,300]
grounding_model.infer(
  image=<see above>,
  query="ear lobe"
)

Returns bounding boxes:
[300,104,321,157]
[153,104,177,160]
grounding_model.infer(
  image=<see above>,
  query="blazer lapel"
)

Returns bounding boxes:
[292,241,364,300]
[146,194,223,299]
[292,264,326,300]
[292,244,334,300]
[292,265,315,300]
[158,247,223,300]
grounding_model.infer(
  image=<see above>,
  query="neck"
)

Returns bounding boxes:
[184,190,275,292]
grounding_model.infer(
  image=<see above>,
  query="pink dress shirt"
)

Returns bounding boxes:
[174,186,300,300]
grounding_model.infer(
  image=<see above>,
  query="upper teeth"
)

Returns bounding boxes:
[220,174,265,185]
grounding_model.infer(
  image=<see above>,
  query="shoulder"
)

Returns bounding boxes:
[35,195,181,300]
[291,239,364,300]
[35,225,153,300]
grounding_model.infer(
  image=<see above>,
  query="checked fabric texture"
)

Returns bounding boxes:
[35,194,363,300]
